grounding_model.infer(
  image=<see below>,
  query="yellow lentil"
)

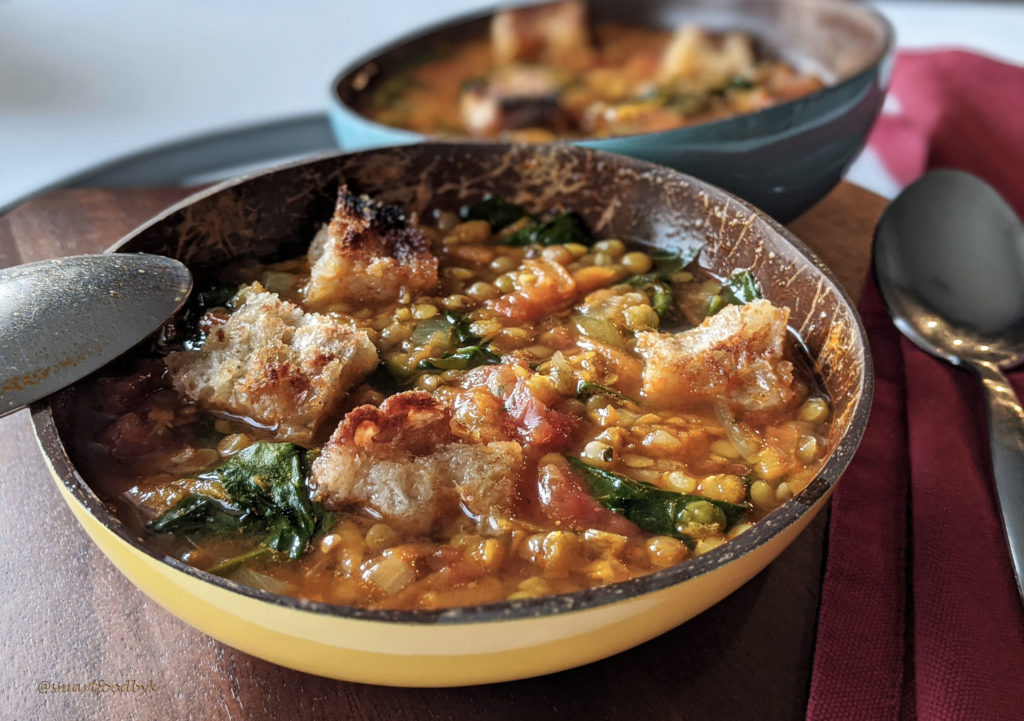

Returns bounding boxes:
[443,220,491,245]
[583,440,614,464]
[621,251,653,274]
[750,480,776,511]
[416,374,440,391]
[541,245,574,265]
[445,266,475,280]
[624,304,660,330]
[698,473,747,504]
[709,439,741,459]
[489,255,518,273]
[494,273,516,293]
[217,433,252,457]
[642,429,683,454]
[466,281,498,300]
[647,536,689,567]
[663,470,697,493]
[564,242,589,258]
[622,453,655,468]
[593,239,626,257]
[412,303,438,320]
[695,537,726,556]
[365,523,400,553]
[799,397,830,423]
[755,446,789,481]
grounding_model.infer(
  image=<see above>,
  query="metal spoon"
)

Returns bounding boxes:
[873,168,1024,605]
[0,253,192,417]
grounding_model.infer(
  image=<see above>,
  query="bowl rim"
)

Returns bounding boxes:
[32,142,874,625]
[327,0,895,146]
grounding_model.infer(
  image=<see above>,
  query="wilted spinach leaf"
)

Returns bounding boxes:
[566,458,751,546]
[722,269,763,305]
[503,211,591,247]
[576,380,637,405]
[147,442,329,562]
[706,269,764,316]
[418,344,502,371]
[146,493,246,536]
[624,246,703,318]
[459,194,531,230]
[627,275,675,317]
[649,246,703,276]
[444,311,481,346]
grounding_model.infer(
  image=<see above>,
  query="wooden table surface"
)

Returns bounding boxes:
[0,182,885,721]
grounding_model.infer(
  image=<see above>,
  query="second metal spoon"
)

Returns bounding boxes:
[873,168,1024,605]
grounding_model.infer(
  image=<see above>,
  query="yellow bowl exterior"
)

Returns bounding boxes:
[46,453,830,686]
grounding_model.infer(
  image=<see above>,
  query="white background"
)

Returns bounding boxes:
[3,0,1023,211]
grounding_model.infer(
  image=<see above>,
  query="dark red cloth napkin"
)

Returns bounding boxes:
[807,50,1024,721]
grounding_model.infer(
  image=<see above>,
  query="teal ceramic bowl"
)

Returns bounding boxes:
[327,0,893,221]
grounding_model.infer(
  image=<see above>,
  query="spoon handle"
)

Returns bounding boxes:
[974,360,1024,607]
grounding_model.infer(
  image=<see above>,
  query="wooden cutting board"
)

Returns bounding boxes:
[0,182,884,721]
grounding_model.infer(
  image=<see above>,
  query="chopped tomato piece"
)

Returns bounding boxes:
[536,462,639,536]
[504,381,578,453]
[451,363,578,453]
[488,259,577,323]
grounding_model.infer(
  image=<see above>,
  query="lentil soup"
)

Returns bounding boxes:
[358,0,824,140]
[73,185,830,611]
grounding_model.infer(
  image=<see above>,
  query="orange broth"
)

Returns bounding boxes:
[359,21,824,140]
[73,195,830,610]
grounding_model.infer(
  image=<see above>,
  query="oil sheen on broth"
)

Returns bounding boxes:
[74,187,831,611]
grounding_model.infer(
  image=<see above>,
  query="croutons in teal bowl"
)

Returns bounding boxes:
[328,0,893,221]
[33,143,872,686]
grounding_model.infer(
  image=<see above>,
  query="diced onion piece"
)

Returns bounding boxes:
[715,401,761,461]
[230,568,297,595]
[362,553,416,596]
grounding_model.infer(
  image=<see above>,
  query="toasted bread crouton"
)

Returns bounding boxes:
[305,185,438,309]
[658,25,756,88]
[459,65,569,136]
[165,284,378,444]
[311,391,523,535]
[491,0,594,70]
[636,298,796,411]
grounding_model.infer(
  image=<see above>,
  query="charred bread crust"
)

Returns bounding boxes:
[311,391,523,534]
[306,184,439,308]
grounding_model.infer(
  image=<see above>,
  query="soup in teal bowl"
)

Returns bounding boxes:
[328,0,892,221]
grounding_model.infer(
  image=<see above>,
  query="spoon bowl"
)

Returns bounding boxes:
[873,168,1024,605]
[0,253,192,417]
[874,169,1024,368]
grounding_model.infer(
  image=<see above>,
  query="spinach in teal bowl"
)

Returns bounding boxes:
[328,0,892,221]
